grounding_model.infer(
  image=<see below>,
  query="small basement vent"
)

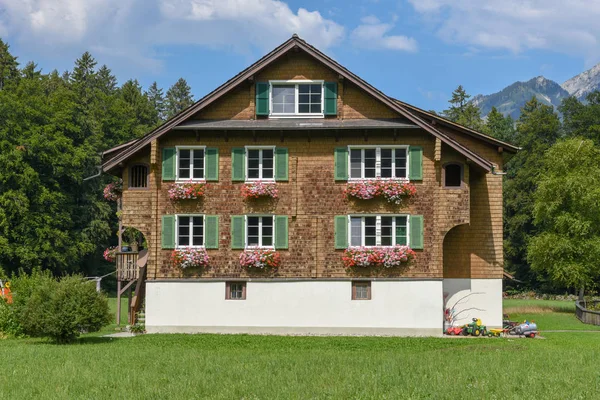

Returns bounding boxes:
[130,164,149,188]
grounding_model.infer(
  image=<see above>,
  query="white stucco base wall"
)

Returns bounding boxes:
[145,280,444,336]
[443,279,503,328]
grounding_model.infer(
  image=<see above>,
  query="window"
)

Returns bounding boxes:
[246,147,274,181]
[129,164,148,188]
[444,163,463,188]
[352,281,371,300]
[177,215,204,247]
[349,215,408,247]
[349,147,408,179]
[270,81,323,116]
[226,282,246,300]
[246,216,274,248]
[177,147,205,180]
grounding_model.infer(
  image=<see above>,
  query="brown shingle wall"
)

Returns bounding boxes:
[120,126,503,281]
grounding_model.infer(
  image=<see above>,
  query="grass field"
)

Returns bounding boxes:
[1,298,598,399]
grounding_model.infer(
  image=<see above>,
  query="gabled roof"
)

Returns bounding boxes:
[102,35,515,172]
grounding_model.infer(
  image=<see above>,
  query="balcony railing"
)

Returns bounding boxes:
[116,252,139,281]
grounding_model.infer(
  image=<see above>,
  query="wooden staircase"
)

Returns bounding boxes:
[116,249,148,325]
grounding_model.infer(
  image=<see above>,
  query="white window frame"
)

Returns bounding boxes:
[175,214,205,248]
[245,146,276,182]
[245,215,275,249]
[175,146,206,182]
[347,145,409,180]
[269,80,325,118]
[348,215,409,248]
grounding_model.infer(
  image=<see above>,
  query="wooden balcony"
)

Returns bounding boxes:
[116,252,139,281]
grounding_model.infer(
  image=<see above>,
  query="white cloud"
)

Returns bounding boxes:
[0,0,345,70]
[351,16,417,52]
[408,0,600,63]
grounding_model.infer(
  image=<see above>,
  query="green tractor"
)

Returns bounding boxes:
[462,318,487,337]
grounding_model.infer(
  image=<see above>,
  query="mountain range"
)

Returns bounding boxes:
[471,63,600,119]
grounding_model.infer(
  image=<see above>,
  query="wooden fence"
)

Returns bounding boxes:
[116,252,139,281]
[575,300,600,326]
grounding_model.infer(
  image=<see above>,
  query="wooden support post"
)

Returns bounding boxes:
[127,287,133,325]
[116,280,121,325]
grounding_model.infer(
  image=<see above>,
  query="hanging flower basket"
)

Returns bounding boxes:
[342,245,416,269]
[103,247,117,263]
[239,248,281,269]
[171,248,210,269]
[168,181,206,201]
[103,179,123,201]
[241,181,278,200]
[345,179,416,205]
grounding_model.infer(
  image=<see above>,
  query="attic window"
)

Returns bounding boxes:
[129,164,148,188]
[270,81,323,117]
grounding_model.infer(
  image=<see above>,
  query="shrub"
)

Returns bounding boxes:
[19,276,112,343]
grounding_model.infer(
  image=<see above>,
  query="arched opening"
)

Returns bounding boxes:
[129,164,149,189]
[443,163,463,188]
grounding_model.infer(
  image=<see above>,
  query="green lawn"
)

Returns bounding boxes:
[0,299,598,399]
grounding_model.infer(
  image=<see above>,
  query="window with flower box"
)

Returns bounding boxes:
[226,282,246,300]
[349,215,408,247]
[349,146,408,180]
[177,215,204,247]
[177,146,205,181]
[230,215,288,250]
[334,146,422,181]
[161,215,219,250]
[334,214,423,250]
[246,147,274,181]
[247,216,274,248]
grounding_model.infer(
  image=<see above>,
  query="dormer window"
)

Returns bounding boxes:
[269,80,324,117]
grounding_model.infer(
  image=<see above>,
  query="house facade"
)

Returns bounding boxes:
[102,35,517,336]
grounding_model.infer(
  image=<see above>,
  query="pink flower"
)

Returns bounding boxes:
[171,248,210,269]
[241,181,278,200]
[345,179,416,205]
[103,179,123,201]
[239,248,281,269]
[342,245,416,269]
[168,181,206,201]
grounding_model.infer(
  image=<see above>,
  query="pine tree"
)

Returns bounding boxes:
[21,61,42,80]
[442,85,484,130]
[146,81,166,123]
[97,65,117,94]
[484,106,516,143]
[165,78,194,119]
[0,39,19,90]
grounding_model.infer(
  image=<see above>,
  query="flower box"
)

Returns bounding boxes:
[168,181,206,201]
[239,248,281,269]
[241,181,278,200]
[171,248,210,269]
[345,179,416,205]
[103,247,117,262]
[103,179,123,201]
[342,245,416,269]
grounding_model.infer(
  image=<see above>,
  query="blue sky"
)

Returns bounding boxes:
[0,0,596,112]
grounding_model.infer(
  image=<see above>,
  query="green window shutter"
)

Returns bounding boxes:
[324,82,338,116]
[231,215,246,249]
[231,148,246,181]
[161,215,176,249]
[255,82,269,116]
[204,215,219,249]
[334,147,349,181]
[409,215,424,250]
[274,215,288,249]
[274,147,289,181]
[408,146,423,181]
[334,215,348,249]
[162,148,176,181]
[205,148,219,181]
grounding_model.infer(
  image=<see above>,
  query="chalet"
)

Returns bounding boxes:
[102,35,518,336]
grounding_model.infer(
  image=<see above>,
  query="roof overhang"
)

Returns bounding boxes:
[173,118,418,131]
